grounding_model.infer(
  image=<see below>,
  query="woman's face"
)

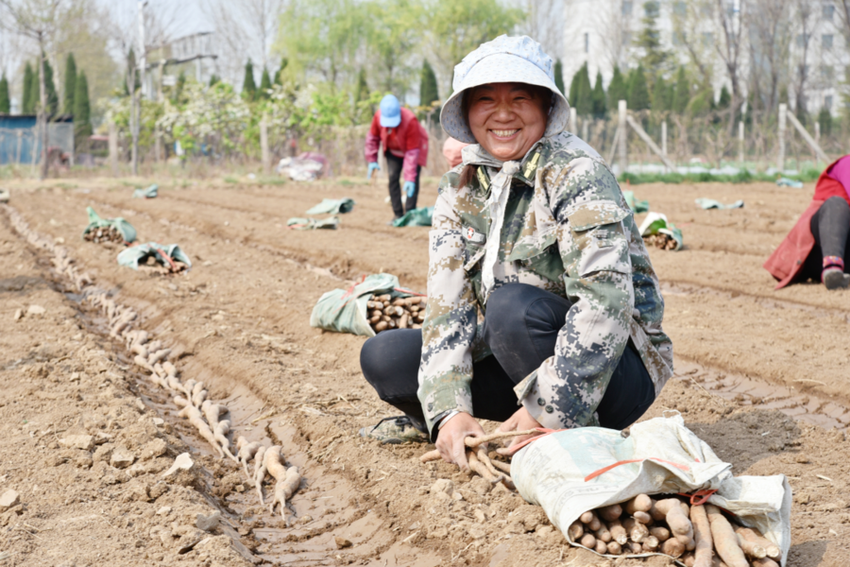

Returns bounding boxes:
[467,82,548,162]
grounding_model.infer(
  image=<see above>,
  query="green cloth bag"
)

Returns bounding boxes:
[309,273,422,337]
[117,242,192,270]
[82,207,137,243]
[638,212,683,251]
[132,184,158,198]
[305,198,355,215]
[392,206,434,227]
[695,198,744,210]
[287,216,340,230]
[622,190,650,213]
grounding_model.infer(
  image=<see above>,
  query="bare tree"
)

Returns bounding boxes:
[712,0,746,134]
[0,0,62,180]
[520,0,563,57]
[105,1,182,175]
[590,0,633,73]
[745,0,792,114]
[789,0,817,118]
[202,0,286,86]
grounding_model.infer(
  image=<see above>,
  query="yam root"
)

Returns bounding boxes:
[594,539,608,554]
[625,494,653,514]
[606,541,622,555]
[567,521,583,542]
[734,526,780,560]
[253,446,268,504]
[751,558,780,567]
[579,533,596,548]
[649,526,671,542]
[690,504,713,567]
[594,525,612,543]
[633,510,653,524]
[598,504,623,522]
[236,438,261,477]
[176,399,225,458]
[661,537,685,557]
[608,519,628,545]
[705,505,749,567]
[266,448,301,521]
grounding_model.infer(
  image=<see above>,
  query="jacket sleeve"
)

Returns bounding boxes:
[401,119,422,182]
[417,173,478,435]
[365,114,381,164]
[513,156,634,429]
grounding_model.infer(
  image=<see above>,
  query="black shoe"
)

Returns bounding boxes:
[823,268,850,290]
[359,415,428,444]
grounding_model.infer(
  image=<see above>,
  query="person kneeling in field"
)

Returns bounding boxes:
[764,156,850,290]
[358,35,674,469]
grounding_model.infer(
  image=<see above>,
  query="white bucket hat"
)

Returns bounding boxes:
[440,35,570,144]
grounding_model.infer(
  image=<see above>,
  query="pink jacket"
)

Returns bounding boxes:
[365,107,428,182]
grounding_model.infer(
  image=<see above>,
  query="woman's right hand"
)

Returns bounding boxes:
[435,412,485,471]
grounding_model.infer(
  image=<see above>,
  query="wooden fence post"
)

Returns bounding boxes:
[109,123,119,177]
[785,111,829,164]
[661,121,667,155]
[260,116,271,175]
[625,115,676,172]
[738,121,744,165]
[777,103,786,173]
[618,100,627,174]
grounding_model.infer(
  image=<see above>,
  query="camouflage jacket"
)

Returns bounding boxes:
[417,132,673,435]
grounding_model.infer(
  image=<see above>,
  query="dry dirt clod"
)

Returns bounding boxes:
[110,447,136,469]
[61,434,94,451]
[334,536,353,549]
[196,511,222,532]
[0,489,20,512]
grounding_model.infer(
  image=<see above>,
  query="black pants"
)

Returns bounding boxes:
[385,150,421,218]
[797,196,850,282]
[360,283,656,433]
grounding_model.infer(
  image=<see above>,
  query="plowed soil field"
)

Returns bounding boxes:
[1,175,848,567]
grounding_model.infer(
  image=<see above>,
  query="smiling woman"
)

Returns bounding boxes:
[357,35,674,472]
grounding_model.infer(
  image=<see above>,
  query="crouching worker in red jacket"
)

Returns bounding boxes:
[764,156,850,290]
[365,94,429,223]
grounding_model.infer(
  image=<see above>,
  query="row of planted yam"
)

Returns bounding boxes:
[571,494,780,567]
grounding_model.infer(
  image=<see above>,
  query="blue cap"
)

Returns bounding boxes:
[379,94,402,128]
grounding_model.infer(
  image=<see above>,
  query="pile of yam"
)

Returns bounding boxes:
[569,493,781,566]
[142,254,190,275]
[644,233,678,250]
[84,225,125,244]
[366,294,426,333]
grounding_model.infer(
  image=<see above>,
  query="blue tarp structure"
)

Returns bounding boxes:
[0,116,39,165]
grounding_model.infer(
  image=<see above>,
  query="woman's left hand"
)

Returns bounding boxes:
[496,407,543,449]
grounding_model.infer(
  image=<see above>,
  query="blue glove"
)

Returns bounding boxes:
[403,181,416,198]
[367,162,380,179]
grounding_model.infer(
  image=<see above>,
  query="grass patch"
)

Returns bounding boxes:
[618,168,821,185]
[223,176,239,184]
[257,177,286,185]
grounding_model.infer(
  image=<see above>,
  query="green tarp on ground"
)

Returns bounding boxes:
[392,207,433,227]
[132,184,158,198]
[305,198,355,215]
[695,198,744,210]
[117,242,191,270]
[638,212,683,251]
[287,217,340,230]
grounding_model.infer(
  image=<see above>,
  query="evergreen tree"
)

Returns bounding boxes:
[665,81,676,112]
[43,57,59,115]
[242,59,257,101]
[64,53,76,115]
[274,58,288,85]
[27,64,40,113]
[818,107,832,137]
[208,74,220,87]
[22,63,34,113]
[173,71,186,103]
[356,68,369,102]
[591,71,606,118]
[259,68,272,99]
[123,48,141,96]
[636,1,668,76]
[0,75,9,114]
[627,65,650,111]
[717,85,731,110]
[419,59,439,106]
[554,59,565,94]
[651,75,667,112]
[672,66,690,114]
[607,65,627,112]
[569,63,592,115]
[73,71,92,148]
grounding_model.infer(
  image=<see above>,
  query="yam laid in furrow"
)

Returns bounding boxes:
[566,494,779,564]
[366,293,427,333]
[84,225,125,244]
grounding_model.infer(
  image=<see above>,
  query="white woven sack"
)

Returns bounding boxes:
[511,414,791,566]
